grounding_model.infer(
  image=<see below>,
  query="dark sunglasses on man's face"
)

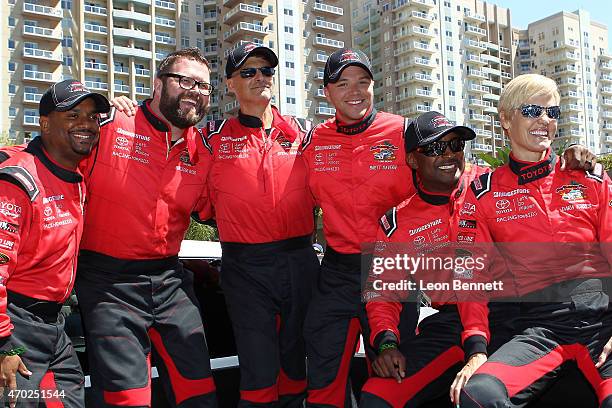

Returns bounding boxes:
[519,104,561,120]
[238,67,276,78]
[417,138,466,157]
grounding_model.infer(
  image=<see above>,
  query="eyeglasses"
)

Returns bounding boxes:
[161,73,214,95]
[238,67,275,78]
[417,138,466,157]
[518,104,561,120]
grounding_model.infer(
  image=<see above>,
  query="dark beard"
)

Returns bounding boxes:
[159,84,207,129]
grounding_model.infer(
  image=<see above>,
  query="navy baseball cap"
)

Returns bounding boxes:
[324,48,373,86]
[39,79,110,116]
[404,111,476,152]
[225,42,278,78]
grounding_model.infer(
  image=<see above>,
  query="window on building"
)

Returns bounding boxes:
[181,36,189,47]
[63,56,73,66]
[8,39,15,49]
[181,2,188,13]
[446,30,452,37]
[284,8,293,16]
[449,106,456,111]
[8,107,16,118]
[62,36,73,47]
[285,61,295,68]
[8,84,16,95]
[445,16,451,22]
[268,4,273,13]
[61,0,71,9]
[196,21,201,32]
[196,38,203,49]
[285,44,294,51]
[286,79,295,86]
[285,26,293,33]
[286,97,296,104]
[195,4,202,15]
[8,61,15,72]
[447,75,454,81]
[268,40,274,48]
[268,22,274,31]
[8,16,15,27]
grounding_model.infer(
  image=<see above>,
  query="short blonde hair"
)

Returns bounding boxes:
[498,74,560,118]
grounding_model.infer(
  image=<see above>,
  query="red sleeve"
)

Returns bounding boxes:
[194,149,214,222]
[454,186,492,357]
[365,223,403,348]
[0,181,32,349]
[598,169,612,264]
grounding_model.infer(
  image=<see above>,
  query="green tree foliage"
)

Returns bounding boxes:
[184,219,218,241]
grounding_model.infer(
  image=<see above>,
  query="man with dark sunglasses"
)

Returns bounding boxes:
[75,48,218,408]
[202,42,319,407]
[359,111,519,407]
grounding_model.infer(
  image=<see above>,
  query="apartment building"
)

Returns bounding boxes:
[352,0,516,159]
[1,0,350,144]
[516,10,612,154]
[219,0,351,121]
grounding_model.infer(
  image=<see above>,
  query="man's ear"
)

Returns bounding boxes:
[499,110,511,131]
[154,77,163,97]
[226,77,235,93]
[406,152,418,170]
[39,116,50,135]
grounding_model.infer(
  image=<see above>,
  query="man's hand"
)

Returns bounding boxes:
[560,145,597,171]
[372,348,406,383]
[596,336,612,368]
[109,96,138,117]
[450,352,487,406]
[0,355,31,408]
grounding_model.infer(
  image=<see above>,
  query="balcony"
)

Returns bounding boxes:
[84,42,108,53]
[113,45,152,59]
[24,25,62,42]
[136,68,151,76]
[84,4,108,15]
[500,72,512,79]
[155,35,176,45]
[313,53,328,64]
[114,84,130,93]
[601,87,612,95]
[601,111,612,119]
[601,74,612,83]
[155,16,176,28]
[483,79,501,89]
[23,69,57,83]
[472,143,493,152]
[464,10,486,22]
[411,0,434,8]
[313,19,344,32]
[136,87,151,95]
[561,104,581,112]
[314,36,344,49]
[224,22,268,41]
[396,73,434,86]
[315,88,325,98]
[203,11,217,21]
[468,83,490,93]
[315,106,336,116]
[202,28,217,39]
[466,54,486,65]
[203,45,218,56]
[155,0,176,10]
[85,61,108,72]
[413,57,431,67]
[464,39,486,51]
[23,47,62,62]
[468,98,492,108]
[467,69,488,79]
[603,99,612,107]
[396,89,434,102]
[553,65,579,76]
[224,3,269,25]
[470,113,489,122]
[465,25,486,36]
[313,2,343,16]
[224,100,240,113]
[557,77,578,87]
[23,2,63,19]
[113,9,151,23]
[483,93,500,101]
[85,81,108,91]
[605,136,612,143]
[601,62,612,71]
[222,0,241,8]
[24,115,40,126]
[313,71,324,80]
[409,10,434,23]
[84,23,108,35]
[23,92,43,104]
[474,129,492,138]
[114,27,151,41]
[500,46,511,54]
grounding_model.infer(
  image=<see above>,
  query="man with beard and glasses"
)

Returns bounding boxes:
[0,79,109,408]
[75,48,218,408]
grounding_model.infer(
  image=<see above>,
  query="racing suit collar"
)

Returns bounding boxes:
[24,137,83,183]
[335,108,377,135]
[141,99,170,132]
[412,169,461,206]
[509,148,556,185]
[238,106,300,143]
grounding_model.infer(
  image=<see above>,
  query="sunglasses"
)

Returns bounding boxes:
[519,104,561,120]
[238,67,275,78]
[417,138,466,157]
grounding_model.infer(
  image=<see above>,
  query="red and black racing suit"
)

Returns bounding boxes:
[301,110,418,407]
[204,108,319,407]
[76,101,217,408]
[359,164,519,407]
[0,137,87,407]
[458,150,612,408]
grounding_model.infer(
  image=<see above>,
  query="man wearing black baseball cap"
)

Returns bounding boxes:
[0,79,108,407]
[199,41,319,408]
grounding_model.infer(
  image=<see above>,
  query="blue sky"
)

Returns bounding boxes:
[486,1,612,47]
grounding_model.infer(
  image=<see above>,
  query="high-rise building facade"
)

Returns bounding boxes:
[0,0,351,143]
[516,10,612,154]
[352,0,516,160]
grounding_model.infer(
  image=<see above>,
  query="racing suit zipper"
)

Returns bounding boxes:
[63,182,84,301]
[261,127,269,192]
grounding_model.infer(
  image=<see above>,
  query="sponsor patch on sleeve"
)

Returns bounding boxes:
[0,252,10,265]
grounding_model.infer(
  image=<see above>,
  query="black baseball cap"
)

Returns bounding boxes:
[39,79,110,117]
[225,42,278,78]
[404,111,476,152]
[324,48,373,86]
